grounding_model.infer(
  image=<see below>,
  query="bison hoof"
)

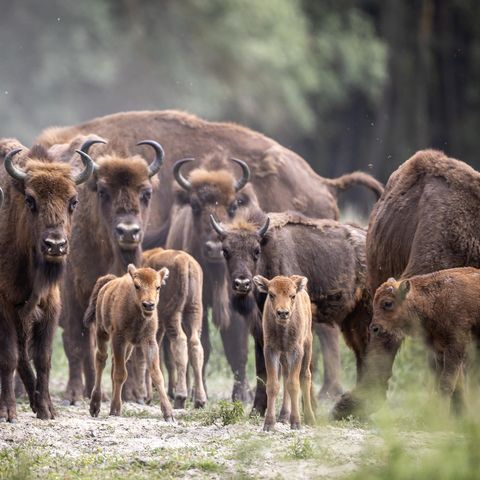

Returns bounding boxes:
[109,409,121,416]
[263,421,275,432]
[290,421,301,430]
[318,382,344,401]
[331,392,363,420]
[36,407,54,420]
[174,396,187,409]
[194,399,206,409]
[164,414,175,423]
[64,381,85,405]
[277,410,290,424]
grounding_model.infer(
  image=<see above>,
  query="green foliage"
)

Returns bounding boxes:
[204,400,245,426]
[288,437,314,460]
[0,447,34,480]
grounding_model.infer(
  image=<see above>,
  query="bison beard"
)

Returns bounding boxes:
[230,293,258,317]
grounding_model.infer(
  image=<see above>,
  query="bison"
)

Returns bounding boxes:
[85,264,173,420]
[35,110,383,403]
[254,274,316,431]
[370,268,480,412]
[33,134,165,404]
[0,139,94,421]
[332,149,480,419]
[210,210,371,415]
[142,247,206,408]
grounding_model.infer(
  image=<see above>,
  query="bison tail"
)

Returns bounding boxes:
[325,171,384,199]
[83,274,116,329]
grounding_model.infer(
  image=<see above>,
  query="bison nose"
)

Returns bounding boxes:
[142,301,155,312]
[276,309,289,320]
[234,277,251,293]
[43,237,68,256]
[116,223,141,244]
[370,323,383,335]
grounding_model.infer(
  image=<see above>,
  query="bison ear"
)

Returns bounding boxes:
[158,267,169,285]
[398,279,410,301]
[291,275,308,292]
[127,264,136,278]
[253,275,269,294]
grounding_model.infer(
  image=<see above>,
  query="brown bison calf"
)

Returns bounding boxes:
[254,275,315,431]
[84,265,173,420]
[142,248,206,408]
[371,267,480,412]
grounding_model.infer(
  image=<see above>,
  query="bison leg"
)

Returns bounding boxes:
[331,332,402,420]
[144,340,173,422]
[121,348,145,404]
[251,324,267,416]
[315,323,343,400]
[90,329,109,417]
[286,351,303,430]
[263,347,280,432]
[200,308,211,396]
[110,339,129,416]
[31,312,57,420]
[0,316,18,423]
[167,313,189,409]
[15,326,36,411]
[220,310,250,403]
[162,336,176,400]
[301,338,316,426]
[277,366,291,423]
[436,346,466,413]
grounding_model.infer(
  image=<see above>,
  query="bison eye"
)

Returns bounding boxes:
[25,195,36,213]
[228,202,238,217]
[140,189,152,204]
[191,201,200,215]
[291,295,296,300]
[98,188,110,201]
[134,283,140,290]
[382,300,394,311]
[69,197,79,213]
[253,248,260,260]
[222,248,230,260]
[268,293,275,300]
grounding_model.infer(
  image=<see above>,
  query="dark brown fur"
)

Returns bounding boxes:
[0,140,87,421]
[333,149,480,419]
[142,248,206,408]
[86,265,172,420]
[254,275,316,431]
[370,268,480,412]
[215,210,371,415]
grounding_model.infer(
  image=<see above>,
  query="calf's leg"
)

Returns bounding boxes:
[110,339,129,416]
[301,339,316,426]
[167,312,189,408]
[263,347,280,432]
[90,330,109,417]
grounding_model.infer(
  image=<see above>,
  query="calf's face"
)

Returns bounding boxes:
[370,278,411,338]
[254,275,308,322]
[127,264,169,317]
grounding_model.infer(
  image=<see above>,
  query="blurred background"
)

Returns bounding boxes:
[1,0,479,184]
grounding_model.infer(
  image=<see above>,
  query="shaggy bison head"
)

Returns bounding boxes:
[3,142,94,268]
[173,158,256,263]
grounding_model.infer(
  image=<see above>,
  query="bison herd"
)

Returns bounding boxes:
[0,111,478,430]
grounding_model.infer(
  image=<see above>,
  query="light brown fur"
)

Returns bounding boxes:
[85,265,172,420]
[254,275,316,431]
[371,267,480,412]
[142,248,206,408]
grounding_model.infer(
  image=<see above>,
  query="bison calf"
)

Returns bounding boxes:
[371,267,480,412]
[142,247,206,408]
[85,264,173,420]
[254,275,315,431]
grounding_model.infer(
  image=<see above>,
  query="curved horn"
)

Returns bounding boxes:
[0,187,4,208]
[137,140,164,178]
[4,148,26,182]
[173,158,195,191]
[210,214,226,237]
[256,216,270,238]
[230,158,250,192]
[73,149,95,185]
[78,139,105,174]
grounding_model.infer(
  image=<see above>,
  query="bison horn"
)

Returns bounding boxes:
[73,139,104,184]
[173,158,195,191]
[231,158,250,192]
[4,148,26,182]
[257,216,270,237]
[78,138,106,177]
[0,187,4,208]
[210,214,226,237]
[137,140,164,178]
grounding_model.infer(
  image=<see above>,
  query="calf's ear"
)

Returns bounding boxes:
[158,267,169,285]
[291,275,308,292]
[253,275,269,293]
[398,279,410,301]
[127,264,136,278]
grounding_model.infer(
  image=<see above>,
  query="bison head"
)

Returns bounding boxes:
[83,140,163,262]
[173,158,256,263]
[210,213,270,313]
[370,278,412,340]
[3,142,94,269]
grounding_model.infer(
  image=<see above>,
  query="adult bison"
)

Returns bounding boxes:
[332,149,480,419]
[210,210,372,415]
[36,110,383,402]
[0,139,94,421]
[32,133,164,404]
